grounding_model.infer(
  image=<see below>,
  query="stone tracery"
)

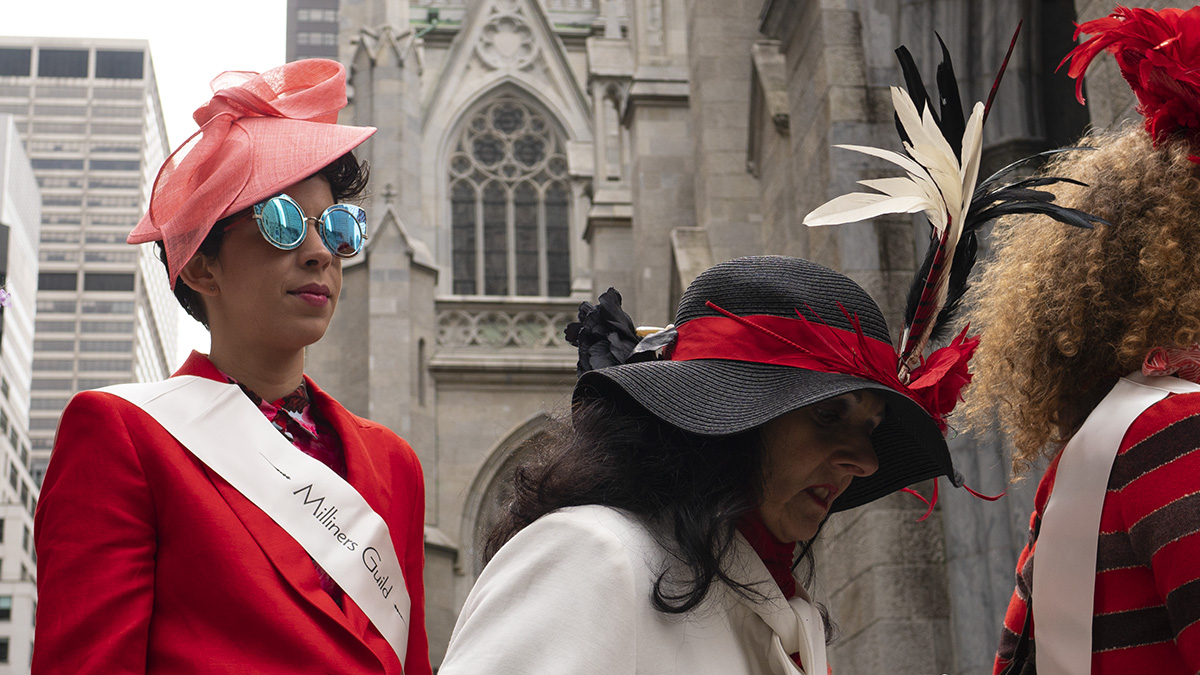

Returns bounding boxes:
[449,95,571,297]
[476,12,538,70]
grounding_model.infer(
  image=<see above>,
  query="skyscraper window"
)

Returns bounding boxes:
[89,159,141,171]
[82,273,135,292]
[37,49,88,78]
[95,50,143,79]
[37,272,77,291]
[0,49,31,77]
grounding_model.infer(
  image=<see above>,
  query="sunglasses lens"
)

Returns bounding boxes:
[258,197,306,249]
[321,206,365,257]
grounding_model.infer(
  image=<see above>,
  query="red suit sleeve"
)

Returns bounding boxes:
[33,392,157,674]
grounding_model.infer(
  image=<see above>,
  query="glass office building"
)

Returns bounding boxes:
[287,0,341,62]
[0,37,176,486]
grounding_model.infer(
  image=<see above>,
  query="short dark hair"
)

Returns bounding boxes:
[157,151,370,328]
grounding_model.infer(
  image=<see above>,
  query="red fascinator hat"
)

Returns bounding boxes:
[128,58,376,287]
[1061,6,1200,153]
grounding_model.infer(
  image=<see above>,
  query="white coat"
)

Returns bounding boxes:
[438,505,827,674]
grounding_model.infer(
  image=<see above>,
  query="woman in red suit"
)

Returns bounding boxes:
[32,59,430,674]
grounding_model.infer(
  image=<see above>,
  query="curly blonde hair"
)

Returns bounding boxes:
[960,124,1200,474]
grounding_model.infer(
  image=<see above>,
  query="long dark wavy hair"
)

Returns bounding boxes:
[483,381,830,627]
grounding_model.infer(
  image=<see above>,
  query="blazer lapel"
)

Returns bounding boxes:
[306,377,390,517]
[201,449,392,671]
[305,378,401,669]
[204,466,347,621]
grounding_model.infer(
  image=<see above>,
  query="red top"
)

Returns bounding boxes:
[995,389,1200,674]
[737,512,798,598]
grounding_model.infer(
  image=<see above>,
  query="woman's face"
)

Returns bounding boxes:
[758,390,884,543]
[203,174,342,353]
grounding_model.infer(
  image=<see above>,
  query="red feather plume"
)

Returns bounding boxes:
[1060,6,1200,149]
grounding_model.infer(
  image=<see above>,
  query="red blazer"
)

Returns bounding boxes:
[33,353,431,674]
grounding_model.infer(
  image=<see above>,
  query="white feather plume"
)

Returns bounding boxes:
[803,85,985,371]
[802,87,985,242]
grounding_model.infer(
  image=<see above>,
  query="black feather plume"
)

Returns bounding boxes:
[892,35,968,161]
[984,20,1023,124]
[899,23,1075,349]
[904,232,941,338]
[896,40,972,341]
[895,33,979,351]
[919,174,1108,347]
[894,45,937,148]
[935,34,966,159]
[966,149,1112,232]
[812,23,1111,363]
[914,24,1031,346]
[933,227,978,344]
[917,166,1108,346]
[976,146,1095,189]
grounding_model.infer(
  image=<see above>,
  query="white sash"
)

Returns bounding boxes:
[1033,373,1200,675]
[102,376,410,666]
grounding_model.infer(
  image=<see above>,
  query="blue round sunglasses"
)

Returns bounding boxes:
[251,193,368,258]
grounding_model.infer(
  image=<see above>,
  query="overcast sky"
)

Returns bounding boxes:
[4,0,290,365]
[4,0,288,147]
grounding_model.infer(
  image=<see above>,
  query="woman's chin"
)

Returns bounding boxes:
[266,320,332,353]
[762,508,821,544]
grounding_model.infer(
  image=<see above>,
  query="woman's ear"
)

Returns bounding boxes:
[178,252,220,297]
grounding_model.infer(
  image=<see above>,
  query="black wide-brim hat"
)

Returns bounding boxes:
[575,255,959,512]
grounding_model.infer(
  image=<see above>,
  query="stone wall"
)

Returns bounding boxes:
[627,102,695,325]
[625,0,695,326]
[748,40,804,259]
[820,494,954,673]
[307,260,372,415]
[683,0,765,263]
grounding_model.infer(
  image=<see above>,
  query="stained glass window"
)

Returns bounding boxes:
[449,96,571,296]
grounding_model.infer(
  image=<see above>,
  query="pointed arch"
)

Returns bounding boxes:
[458,412,555,577]
[420,0,592,143]
[443,89,573,297]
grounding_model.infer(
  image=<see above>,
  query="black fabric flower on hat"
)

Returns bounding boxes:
[565,288,640,375]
